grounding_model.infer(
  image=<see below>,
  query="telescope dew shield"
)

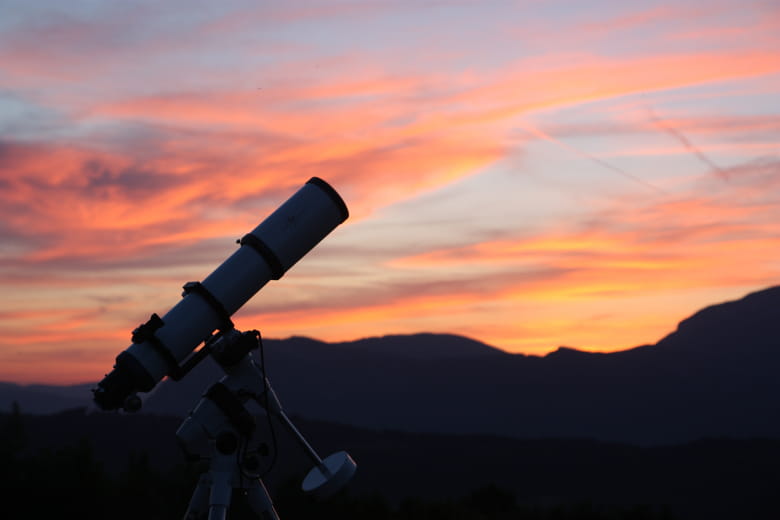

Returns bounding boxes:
[93,177,348,411]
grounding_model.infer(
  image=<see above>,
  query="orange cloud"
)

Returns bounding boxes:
[0,305,128,383]
[2,1,778,384]
[97,49,779,137]
[77,45,779,223]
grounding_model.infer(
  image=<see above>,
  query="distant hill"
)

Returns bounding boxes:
[0,382,94,415]
[324,332,511,360]
[4,286,780,445]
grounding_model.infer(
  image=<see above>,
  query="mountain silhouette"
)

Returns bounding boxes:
[3,286,779,444]
[0,382,94,414]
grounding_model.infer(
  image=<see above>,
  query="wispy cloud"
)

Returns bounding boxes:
[1,0,778,382]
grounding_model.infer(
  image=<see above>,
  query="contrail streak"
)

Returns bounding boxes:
[521,123,666,194]
[646,107,729,181]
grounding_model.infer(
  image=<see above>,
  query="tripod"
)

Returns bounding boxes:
[176,329,356,520]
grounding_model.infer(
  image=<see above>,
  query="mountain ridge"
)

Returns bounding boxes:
[2,285,779,444]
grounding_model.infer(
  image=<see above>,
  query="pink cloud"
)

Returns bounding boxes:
[1,1,778,382]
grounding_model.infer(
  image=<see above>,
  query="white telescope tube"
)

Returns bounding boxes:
[94,177,348,411]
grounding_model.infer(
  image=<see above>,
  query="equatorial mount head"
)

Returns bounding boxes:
[209,329,261,368]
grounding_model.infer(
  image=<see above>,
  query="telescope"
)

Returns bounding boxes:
[94,177,348,412]
[92,177,356,519]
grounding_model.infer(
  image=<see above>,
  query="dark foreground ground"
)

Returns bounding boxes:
[2,407,778,519]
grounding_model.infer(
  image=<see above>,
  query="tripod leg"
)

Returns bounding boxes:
[184,473,211,520]
[245,479,280,520]
[207,451,235,520]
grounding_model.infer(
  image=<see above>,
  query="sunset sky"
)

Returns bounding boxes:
[1,0,778,384]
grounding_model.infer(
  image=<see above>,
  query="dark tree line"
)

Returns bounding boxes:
[1,402,196,519]
[1,404,675,519]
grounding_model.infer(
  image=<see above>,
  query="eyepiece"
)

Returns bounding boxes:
[93,351,157,411]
